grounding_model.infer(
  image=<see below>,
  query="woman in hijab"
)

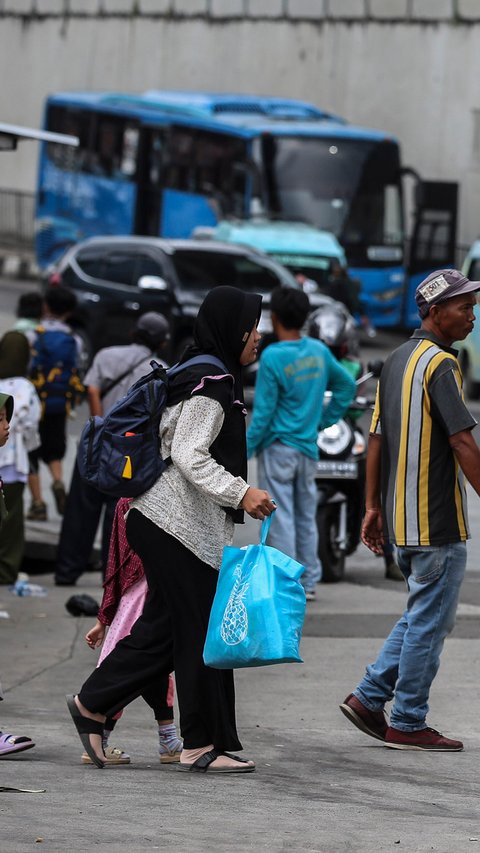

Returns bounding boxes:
[67,287,275,773]
[0,332,41,584]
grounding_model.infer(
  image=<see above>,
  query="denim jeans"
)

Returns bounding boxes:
[354,542,466,731]
[257,442,322,592]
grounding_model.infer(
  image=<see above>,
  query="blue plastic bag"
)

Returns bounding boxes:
[203,515,307,669]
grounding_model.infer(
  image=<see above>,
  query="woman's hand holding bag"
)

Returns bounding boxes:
[203,514,307,669]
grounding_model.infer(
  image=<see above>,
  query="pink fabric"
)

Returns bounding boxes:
[98,577,146,663]
[190,373,234,394]
[96,505,175,717]
[97,578,175,716]
[98,497,144,626]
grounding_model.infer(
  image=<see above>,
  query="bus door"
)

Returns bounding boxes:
[135,125,250,239]
[403,180,458,327]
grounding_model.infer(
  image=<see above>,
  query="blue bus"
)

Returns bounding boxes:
[36,91,458,327]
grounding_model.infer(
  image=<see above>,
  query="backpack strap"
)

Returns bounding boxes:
[167,355,227,379]
[99,355,151,400]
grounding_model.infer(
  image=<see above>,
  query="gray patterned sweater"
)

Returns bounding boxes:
[131,394,250,569]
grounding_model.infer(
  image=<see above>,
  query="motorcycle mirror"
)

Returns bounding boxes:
[367,359,384,378]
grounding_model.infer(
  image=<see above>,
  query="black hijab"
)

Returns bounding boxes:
[181,286,262,400]
[0,331,30,379]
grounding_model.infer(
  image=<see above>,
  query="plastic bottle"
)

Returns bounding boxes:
[9,579,47,597]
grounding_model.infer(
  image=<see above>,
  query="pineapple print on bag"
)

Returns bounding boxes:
[220,561,252,645]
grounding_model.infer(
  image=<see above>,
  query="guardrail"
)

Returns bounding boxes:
[0,188,35,251]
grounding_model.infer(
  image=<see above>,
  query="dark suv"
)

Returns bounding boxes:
[46,236,298,362]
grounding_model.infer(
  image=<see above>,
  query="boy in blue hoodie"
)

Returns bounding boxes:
[247,287,355,600]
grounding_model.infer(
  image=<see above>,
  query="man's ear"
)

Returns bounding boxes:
[428,304,440,326]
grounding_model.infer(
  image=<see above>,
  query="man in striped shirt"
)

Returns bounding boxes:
[340,269,480,751]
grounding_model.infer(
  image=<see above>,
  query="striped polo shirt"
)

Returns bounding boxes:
[370,330,477,547]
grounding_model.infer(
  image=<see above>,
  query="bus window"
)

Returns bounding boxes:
[46,105,91,172]
[88,117,138,180]
[163,127,248,217]
[46,106,138,181]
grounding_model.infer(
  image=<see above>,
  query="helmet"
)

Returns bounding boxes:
[307,296,359,359]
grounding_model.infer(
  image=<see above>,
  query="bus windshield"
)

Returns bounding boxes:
[258,136,403,265]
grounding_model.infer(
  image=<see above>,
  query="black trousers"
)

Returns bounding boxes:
[55,460,117,583]
[0,483,25,584]
[79,510,241,752]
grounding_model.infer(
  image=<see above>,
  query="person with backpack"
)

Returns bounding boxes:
[66,285,275,774]
[54,312,171,586]
[27,286,84,520]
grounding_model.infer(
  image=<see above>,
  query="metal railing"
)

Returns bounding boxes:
[0,188,35,252]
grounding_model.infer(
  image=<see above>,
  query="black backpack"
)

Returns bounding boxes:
[77,355,227,498]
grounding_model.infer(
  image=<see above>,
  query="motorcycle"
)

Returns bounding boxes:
[307,301,382,582]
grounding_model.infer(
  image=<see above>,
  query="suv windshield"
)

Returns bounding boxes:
[170,249,294,292]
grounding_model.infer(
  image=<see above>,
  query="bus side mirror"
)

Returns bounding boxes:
[138,275,168,291]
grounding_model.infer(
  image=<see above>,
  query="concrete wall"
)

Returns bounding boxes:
[2,2,480,249]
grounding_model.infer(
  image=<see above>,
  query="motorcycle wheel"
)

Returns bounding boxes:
[317,503,346,583]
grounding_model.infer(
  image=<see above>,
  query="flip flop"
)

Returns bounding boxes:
[81,746,130,765]
[0,786,45,793]
[0,733,35,757]
[177,749,255,774]
[66,695,105,769]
